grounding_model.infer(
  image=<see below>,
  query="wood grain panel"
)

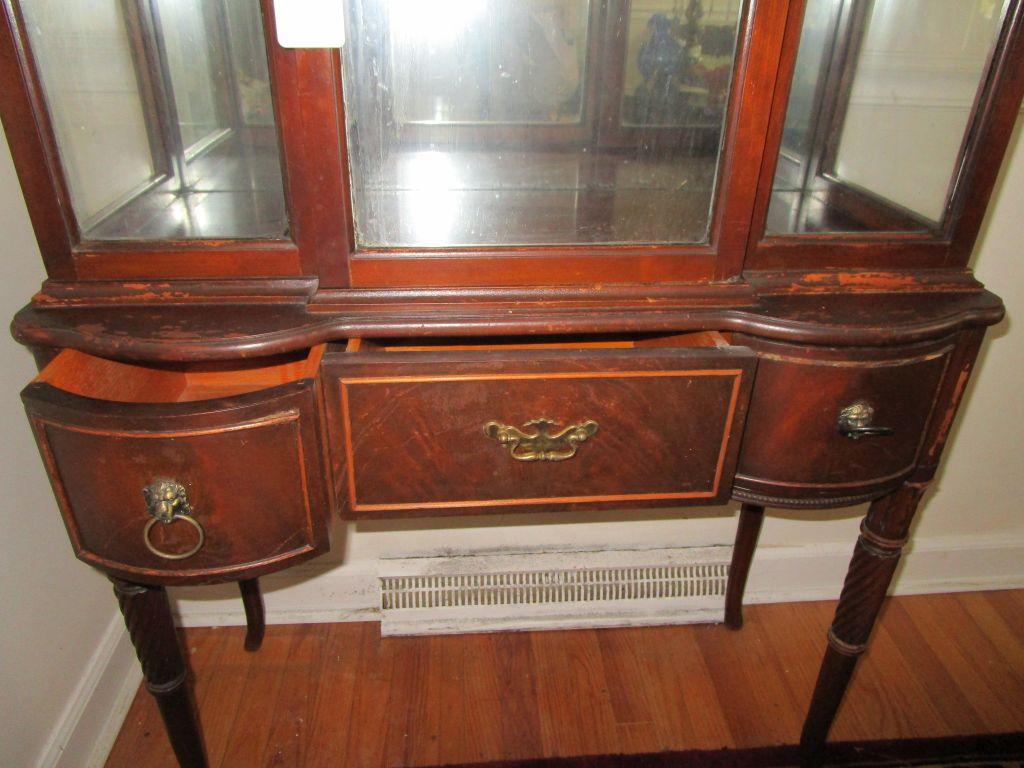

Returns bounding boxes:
[734,337,952,503]
[326,348,756,516]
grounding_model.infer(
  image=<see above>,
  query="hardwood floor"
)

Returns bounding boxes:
[105,590,1024,767]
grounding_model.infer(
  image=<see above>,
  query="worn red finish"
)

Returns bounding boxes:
[2,1,1021,767]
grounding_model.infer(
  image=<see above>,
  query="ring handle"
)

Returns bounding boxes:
[142,479,205,560]
[143,514,205,560]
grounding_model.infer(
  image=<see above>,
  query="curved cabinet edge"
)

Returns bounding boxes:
[10,289,1006,362]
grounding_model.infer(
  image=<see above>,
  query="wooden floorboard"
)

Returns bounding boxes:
[105,590,1024,768]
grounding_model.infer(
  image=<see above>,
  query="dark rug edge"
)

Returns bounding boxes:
[421,732,1024,768]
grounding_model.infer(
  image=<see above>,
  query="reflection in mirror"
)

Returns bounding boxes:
[20,0,288,240]
[343,0,744,248]
[389,2,590,125]
[620,1,738,128]
[767,0,1007,235]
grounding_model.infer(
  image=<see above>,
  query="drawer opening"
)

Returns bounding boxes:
[347,331,732,353]
[331,333,755,515]
[36,346,325,403]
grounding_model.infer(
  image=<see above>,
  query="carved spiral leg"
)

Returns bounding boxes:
[725,503,765,629]
[239,578,266,652]
[112,579,208,768]
[800,483,927,765]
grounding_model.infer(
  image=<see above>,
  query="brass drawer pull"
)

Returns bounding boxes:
[837,401,894,440]
[484,418,598,462]
[142,480,205,561]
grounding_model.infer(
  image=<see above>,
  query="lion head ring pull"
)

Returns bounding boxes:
[484,418,599,462]
[142,479,205,560]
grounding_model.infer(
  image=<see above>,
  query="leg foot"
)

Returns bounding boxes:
[239,578,265,652]
[112,579,208,768]
[725,503,764,629]
[800,483,926,757]
[800,641,858,758]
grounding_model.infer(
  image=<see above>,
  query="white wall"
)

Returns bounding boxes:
[0,133,135,768]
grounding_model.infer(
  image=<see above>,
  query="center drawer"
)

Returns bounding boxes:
[324,335,756,517]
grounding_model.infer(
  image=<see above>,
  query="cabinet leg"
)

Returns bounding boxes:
[725,503,764,629]
[799,483,927,765]
[112,579,208,768]
[239,577,265,652]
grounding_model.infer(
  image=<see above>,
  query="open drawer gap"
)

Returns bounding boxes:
[347,331,732,353]
[35,346,325,403]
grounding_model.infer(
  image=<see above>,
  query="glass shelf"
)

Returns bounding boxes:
[341,0,745,249]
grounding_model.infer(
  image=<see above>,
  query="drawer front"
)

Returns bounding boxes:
[734,336,953,505]
[326,348,756,516]
[24,382,330,584]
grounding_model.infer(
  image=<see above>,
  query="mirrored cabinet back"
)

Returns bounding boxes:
[2,1,1021,766]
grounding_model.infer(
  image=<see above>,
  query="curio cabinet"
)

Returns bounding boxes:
[2,1,1021,765]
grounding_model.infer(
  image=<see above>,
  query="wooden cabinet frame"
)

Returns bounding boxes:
[0,0,774,289]
[340,0,786,288]
[0,0,350,283]
[3,0,1022,295]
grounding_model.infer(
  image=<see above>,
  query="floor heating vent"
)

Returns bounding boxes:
[378,546,731,636]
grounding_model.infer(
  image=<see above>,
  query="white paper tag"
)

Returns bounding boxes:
[275,0,345,48]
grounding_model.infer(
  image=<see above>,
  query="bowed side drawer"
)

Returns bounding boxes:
[22,347,331,585]
[325,335,756,517]
[732,335,955,507]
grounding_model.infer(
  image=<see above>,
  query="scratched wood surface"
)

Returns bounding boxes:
[105,590,1024,767]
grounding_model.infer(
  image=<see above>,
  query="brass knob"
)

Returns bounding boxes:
[837,401,894,440]
[142,479,205,560]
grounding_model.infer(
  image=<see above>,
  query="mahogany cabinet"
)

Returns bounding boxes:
[2,1,1021,766]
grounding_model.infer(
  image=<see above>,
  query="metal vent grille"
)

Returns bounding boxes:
[381,563,729,611]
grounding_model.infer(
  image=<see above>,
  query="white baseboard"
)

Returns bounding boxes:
[172,531,1024,627]
[171,559,379,628]
[745,532,1024,604]
[37,614,141,768]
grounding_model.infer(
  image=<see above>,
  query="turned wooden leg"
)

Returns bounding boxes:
[112,578,208,768]
[239,578,266,652]
[725,503,765,629]
[800,483,927,765]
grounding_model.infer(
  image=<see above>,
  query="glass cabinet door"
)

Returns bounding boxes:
[766,0,1009,236]
[18,0,288,240]
[341,0,745,249]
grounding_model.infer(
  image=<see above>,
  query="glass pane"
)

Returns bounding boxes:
[342,0,744,248]
[19,0,288,240]
[156,0,228,154]
[389,3,590,125]
[767,0,1006,235]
